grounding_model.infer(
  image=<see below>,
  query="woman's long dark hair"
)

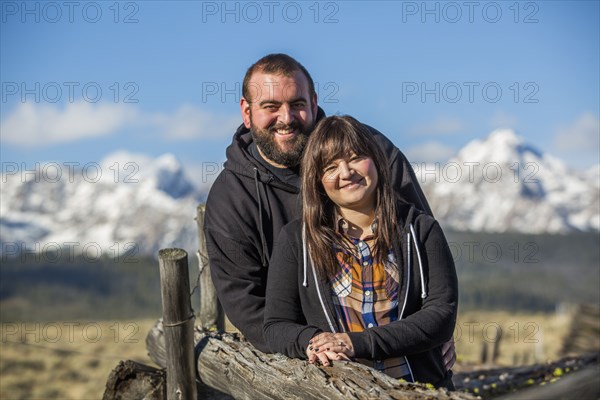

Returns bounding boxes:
[301,115,399,278]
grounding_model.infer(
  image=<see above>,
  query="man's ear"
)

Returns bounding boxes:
[240,97,251,129]
[311,92,318,117]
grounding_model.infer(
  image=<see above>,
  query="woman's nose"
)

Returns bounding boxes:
[338,161,352,179]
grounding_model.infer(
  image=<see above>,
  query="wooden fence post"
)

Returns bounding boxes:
[195,204,224,331]
[158,248,198,400]
[492,326,503,364]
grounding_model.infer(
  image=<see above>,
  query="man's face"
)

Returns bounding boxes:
[241,70,318,167]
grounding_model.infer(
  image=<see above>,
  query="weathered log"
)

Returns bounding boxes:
[158,248,198,400]
[454,352,600,398]
[146,320,477,400]
[195,204,225,331]
[102,360,165,400]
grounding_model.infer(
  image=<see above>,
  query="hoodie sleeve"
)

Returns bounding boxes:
[204,171,271,353]
[347,218,458,360]
[205,228,270,352]
[264,224,322,358]
[364,124,433,217]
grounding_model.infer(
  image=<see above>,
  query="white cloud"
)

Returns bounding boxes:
[554,112,600,152]
[490,110,518,129]
[151,104,240,140]
[0,102,138,146]
[552,112,600,169]
[408,116,466,136]
[0,102,241,147]
[405,141,456,164]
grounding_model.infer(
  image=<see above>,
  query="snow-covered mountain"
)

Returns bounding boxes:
[420,129,600,233]
[1,131,598,260]
[0,151,205,258]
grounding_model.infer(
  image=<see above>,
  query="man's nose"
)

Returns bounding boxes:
[278,104,294,125]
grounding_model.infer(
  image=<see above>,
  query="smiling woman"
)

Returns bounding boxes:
[320,154,379,222]
[264,115,459,389]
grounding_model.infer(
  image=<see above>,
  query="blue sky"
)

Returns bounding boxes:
[1,0,599,186]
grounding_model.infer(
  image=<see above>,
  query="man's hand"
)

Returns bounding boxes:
[442,338,456,371]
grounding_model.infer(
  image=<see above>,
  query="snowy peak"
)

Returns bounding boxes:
[1,152,204,258]
[99,151,195,198]
[422,130,599,234]
[152,154,195,198]
[457,129,543,166]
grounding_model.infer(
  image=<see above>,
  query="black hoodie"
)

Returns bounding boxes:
[205,108,432,352]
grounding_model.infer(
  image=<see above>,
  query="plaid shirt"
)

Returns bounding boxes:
[329,220,412,380]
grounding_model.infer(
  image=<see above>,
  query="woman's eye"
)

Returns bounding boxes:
[323,165,337,174]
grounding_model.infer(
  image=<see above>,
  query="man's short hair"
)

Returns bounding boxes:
[242,53,316,102]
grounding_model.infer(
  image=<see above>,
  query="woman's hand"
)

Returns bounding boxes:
[308,332,355,359]
[306,348,350,366]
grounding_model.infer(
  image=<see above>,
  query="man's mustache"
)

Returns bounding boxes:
[269,121,301,133]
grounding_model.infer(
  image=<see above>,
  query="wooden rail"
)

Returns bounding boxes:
[146,321,476,400]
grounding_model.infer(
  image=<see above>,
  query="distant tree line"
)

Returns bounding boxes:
[0,231,597,321]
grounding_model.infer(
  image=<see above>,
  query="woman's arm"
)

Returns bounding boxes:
[263,225,323,358]
[312,219,458,360]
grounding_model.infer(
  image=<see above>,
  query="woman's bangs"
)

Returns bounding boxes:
[317,126,369,170]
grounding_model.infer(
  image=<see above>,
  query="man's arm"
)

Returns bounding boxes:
[206,228,270,352]
[364,124,433,216]
[204,172,271,353]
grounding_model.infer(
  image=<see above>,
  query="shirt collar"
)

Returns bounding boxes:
[335,211,378,240]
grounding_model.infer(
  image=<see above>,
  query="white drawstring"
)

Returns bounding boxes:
[302,223,335,332]
[409,224,428,299]
[302,224,308,287]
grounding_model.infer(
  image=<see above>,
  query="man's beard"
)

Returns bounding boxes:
[250,120,312,167]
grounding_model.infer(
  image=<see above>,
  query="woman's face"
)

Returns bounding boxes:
[320,154,378,213]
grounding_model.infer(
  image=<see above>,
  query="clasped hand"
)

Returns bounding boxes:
[306,332,355,366]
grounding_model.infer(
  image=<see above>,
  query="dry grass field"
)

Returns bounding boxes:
[0,311,573,399]
[452,310,572,372]
[0,319,159,400]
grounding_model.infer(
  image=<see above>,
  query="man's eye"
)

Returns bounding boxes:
[293,102,306,108]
